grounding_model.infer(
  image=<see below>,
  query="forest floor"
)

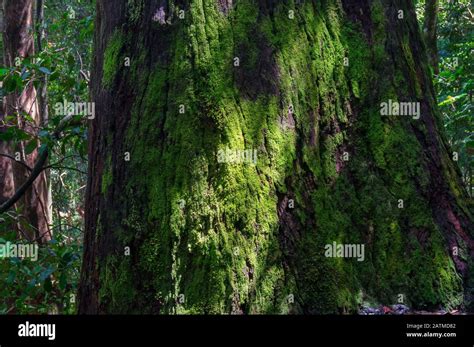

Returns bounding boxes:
[359,304,468,315]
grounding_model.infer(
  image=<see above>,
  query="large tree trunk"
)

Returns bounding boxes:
[79,0,473,314]
[1,0,51,242]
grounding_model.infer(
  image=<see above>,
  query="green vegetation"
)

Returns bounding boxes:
[0,0,93,313]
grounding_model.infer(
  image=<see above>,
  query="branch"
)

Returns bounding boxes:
[0,153,32,171]
[80,69,90,83]
[77,49,90,83]
[0,113,76,214]
[0,147,48,213]
[46,165,87,175]
[47,154,84,168]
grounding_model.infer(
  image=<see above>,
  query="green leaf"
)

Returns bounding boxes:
[0,131,13,141]
[38,143,48,155]
[25,140,38,155]
[438,93,467,106]
[7,270,16,284]
[0,68,9,77]
[39,267,55,282]
[61,251,73,262]
[44,277,53,292]
[49,70,60,81]
[3,74,23,93]
[38,130,50,138]
[27,278,36,288]
[20,70,31,81]
[38,67,52,75]
[59,272,67,290]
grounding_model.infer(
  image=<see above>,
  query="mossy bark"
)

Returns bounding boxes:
[79,0,474,314]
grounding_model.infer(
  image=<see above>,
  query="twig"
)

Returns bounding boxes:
[0,153,32,171]
[46,165,86,175]
[0,147,48,213]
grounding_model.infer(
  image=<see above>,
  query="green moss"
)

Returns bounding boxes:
[400,36,423,98]
[102,30,124,88]
[127,0,144,24]
[94,0,469,314]
[322,132,344,179]
[99,255,137,313]
[101,155,113,194]
[342,24,372,100]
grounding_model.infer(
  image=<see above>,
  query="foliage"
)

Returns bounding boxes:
[436,0,473,197]
[0,0,93,314]
[0,217,81,314]
[416,0,474,196]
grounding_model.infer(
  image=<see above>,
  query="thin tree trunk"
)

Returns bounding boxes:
[35,0,53,241]
[424,0,439,74]
[2,0,51,242]
[80,0,473,314]
[0,0,15,208]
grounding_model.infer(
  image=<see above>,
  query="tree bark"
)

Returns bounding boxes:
[0,0,16,208]
[79,0,473,314]
[423,0,439,74]
[2,0,51,242]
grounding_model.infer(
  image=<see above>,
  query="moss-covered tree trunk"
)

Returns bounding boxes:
[79,0,473,314]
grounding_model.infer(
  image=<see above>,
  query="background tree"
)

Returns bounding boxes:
[0,0,16,212]
[79,0,473,314]
[423,0,439,74]
[1,0,52,242]
[0,0,92,314]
